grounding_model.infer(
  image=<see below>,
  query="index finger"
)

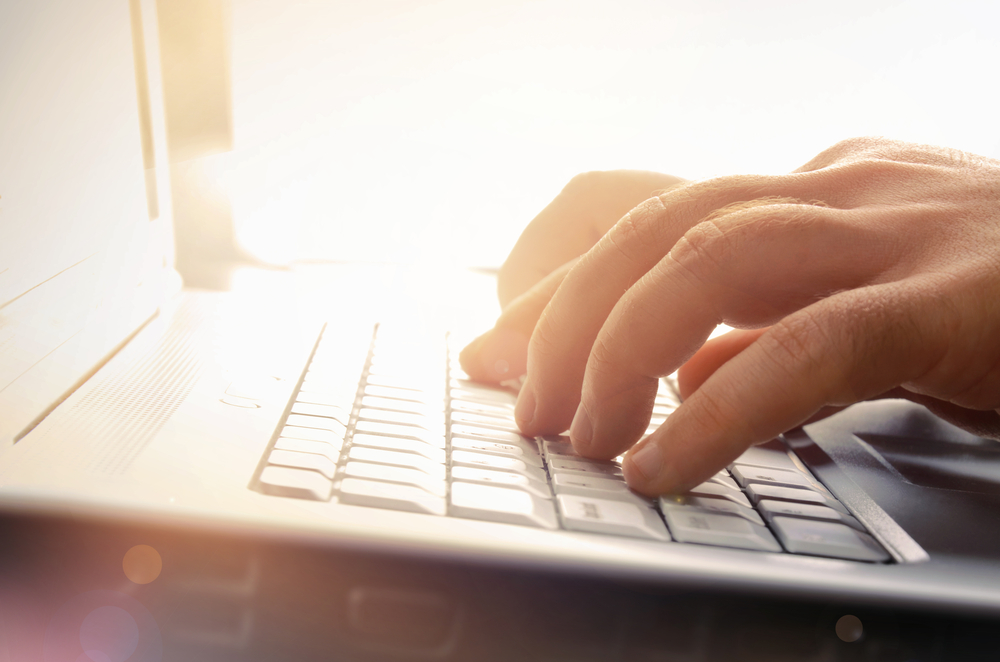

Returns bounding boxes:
[497,170,686,308]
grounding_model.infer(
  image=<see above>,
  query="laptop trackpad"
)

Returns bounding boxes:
[857,433,1000,495]
[789,400,1000,560]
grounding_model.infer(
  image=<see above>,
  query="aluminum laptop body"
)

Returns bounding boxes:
[1,2,999,660]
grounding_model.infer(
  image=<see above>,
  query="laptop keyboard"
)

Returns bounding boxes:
[256,325,890,564]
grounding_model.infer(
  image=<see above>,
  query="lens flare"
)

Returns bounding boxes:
[122,545,162,585]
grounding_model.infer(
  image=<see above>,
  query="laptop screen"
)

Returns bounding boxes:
[0,0,172,444]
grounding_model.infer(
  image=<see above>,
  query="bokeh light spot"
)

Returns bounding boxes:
[79,606,139,662]
[836,614,863,642]
[122,545,162,584]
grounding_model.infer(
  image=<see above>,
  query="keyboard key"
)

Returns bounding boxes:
[342,461,446,497]
[296,388,355,407]
[662,509,781,552]
[707,471,739,490]
[291,402,350,423]
[353,420,443,446]
[363,382,437,402]
[746,484,848,514]
[339,477,446,516]
[771,516,889,562]
[358,408,440,431]
[542,437,580,459]
[731,465,812,490]
[450,386,517,407]
[286,414,347,438]
[757,499,864,531]
[551,473,651,506]
[259,465,333,501]
[351,434,446,463]
[280,425,343,445]
[450,424,532,446]
[450,466,552,498]
[274,437,342,461]
[449,398,515,417]
[449,410,521,432]
[557,494,670,541]
[347,447,446,479]
[362,395,440,415]
[548,457,623,478]
[449,482,558,529]
[268,449,337,479]
[450,450,547,482]
[731,445,799,472]
[684,482,752,508]
[659,495,764,526]
[450,438,544,467]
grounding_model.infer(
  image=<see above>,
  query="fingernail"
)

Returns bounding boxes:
[570,404,593,454]
[515,381,536,431]
[625,442,663,484]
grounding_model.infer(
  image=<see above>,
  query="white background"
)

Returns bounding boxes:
[222,0,1000,268]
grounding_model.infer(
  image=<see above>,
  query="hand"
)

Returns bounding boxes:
[461,170,687,382]
[463,138,1000,496]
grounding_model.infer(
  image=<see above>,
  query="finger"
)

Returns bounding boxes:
[570,202,902,459]
[516,187,882,444]
[622,280,952,495]
[460,259,576,383]
[497,170,687,308]
[677,328,768,399]
[514,169,863,436]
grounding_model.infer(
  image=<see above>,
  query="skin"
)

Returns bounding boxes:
[460,137,1000,496]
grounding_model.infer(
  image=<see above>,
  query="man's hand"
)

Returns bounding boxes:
[462,138,1000,496]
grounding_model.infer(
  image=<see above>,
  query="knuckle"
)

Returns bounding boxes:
[669,219,733,286]
[560,170,607,199]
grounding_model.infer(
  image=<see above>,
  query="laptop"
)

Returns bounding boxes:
[2,1,999,661]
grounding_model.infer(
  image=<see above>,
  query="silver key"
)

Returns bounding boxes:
[449,482,558,529]
[358,408,440,431]
[542,437,580,459]
[449,398,515,417]
[548,457,623,478]
[363,382,435,402]
[259,465,333,501]
[339,477,446,516]
[449,410,521,432]
[291,402,350,423]
[551,473,650,506]
[280,424,342,445]
[663,509,781,552]
[450,424,532,446]
[708,471,740,490]
[296,389,354,408]
[353,420,443,446]
[361,395,440,415]
[450,466,552,498]
[557,494,669,541]
[450,386,517,407]
[659,494,764,526]
[771,516,889,562]
[342,461,446,497]
[746,484,848,514]
[347,446,446,479]
[757,499,864,531]
[268,449,337,479]
[351,434,446,463]
[731,465,812,490]
[450,450,547,482]
[285,414,347,438]
[274,436,342,461]
[731,445,798,472]
[685,482,752,508]
[450,437,543,467]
